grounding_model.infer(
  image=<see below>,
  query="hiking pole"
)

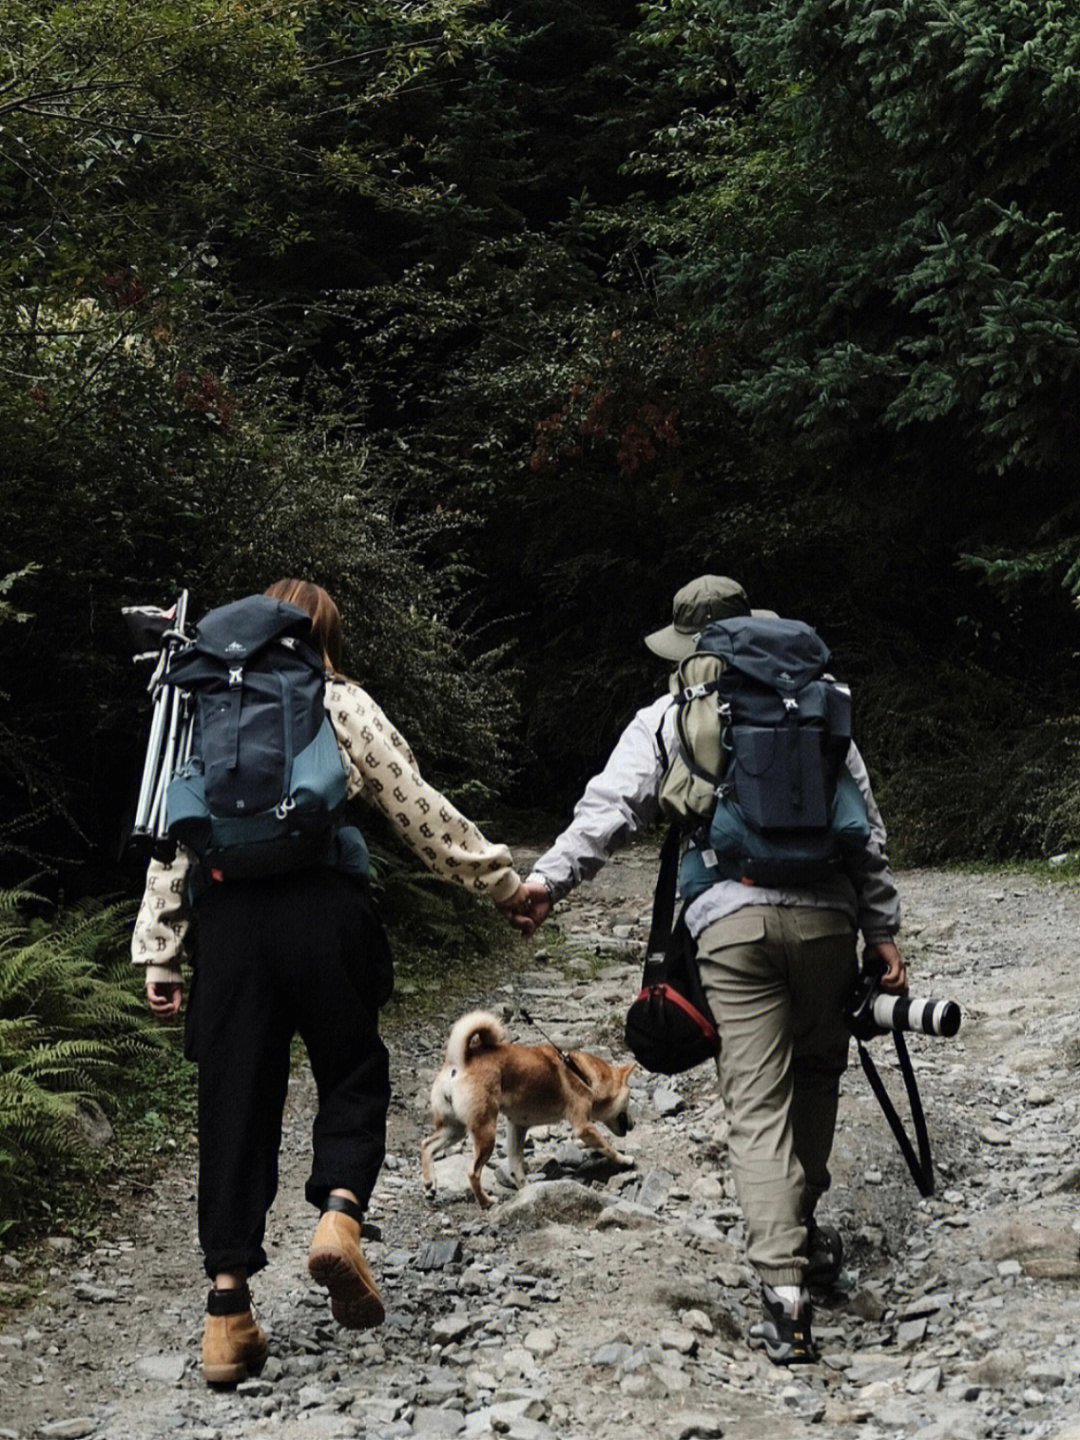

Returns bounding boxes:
[131,652,171,835]
[127,590,192,844]
[145,667,188,840]
[147,595,194,840]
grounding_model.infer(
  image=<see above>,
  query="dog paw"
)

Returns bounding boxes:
[493,1162,525,1190]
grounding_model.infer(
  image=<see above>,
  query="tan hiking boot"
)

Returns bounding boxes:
[202,1287,268,1385]
[307,1195,385,1329]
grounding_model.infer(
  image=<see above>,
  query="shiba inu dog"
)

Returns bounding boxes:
[421,1011,637,1208]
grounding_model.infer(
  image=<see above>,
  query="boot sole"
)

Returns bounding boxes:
[308,1249,386,1329]
[203,1362,249,1385]
[203,1348,268,1386]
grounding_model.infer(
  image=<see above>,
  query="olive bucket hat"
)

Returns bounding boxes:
[644,575,751,663]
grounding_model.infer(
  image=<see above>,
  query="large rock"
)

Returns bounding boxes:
[594,1200,657,1231]
[652,1279,740,1340]
[73,1098,113,1150]
[494,1181,612,1229]
[967,1347,1026,1389]
[134,1352,187,1384]
[986,1220,1080,1278]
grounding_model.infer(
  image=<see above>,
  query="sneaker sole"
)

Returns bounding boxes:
[747,1329,818,1365]
[308,1249,386,1329]
[754,1319,817,1365]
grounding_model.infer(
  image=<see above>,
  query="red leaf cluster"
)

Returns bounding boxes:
[103,272,147,312]
[529,377,679,478]
[174,371,236,432]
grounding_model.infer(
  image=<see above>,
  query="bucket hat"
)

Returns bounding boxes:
[644,575,751,662]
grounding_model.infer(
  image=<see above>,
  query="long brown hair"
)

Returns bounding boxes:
[264,579,344,675]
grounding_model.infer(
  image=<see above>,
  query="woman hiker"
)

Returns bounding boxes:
[132,579,531,1384]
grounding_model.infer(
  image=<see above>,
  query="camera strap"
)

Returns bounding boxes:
[854,1031,934,1197]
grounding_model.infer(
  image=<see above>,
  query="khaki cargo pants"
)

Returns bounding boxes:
[696,905,857,1287]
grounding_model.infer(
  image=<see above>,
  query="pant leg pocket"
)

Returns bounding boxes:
[788,909,857,1066]
[340,878,394,1008]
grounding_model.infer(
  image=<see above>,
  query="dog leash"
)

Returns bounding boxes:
[517,1006,594,1091]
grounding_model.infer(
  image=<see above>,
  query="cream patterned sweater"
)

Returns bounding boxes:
[131,678,521,987]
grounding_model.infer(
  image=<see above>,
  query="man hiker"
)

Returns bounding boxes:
[512,575,907,1363]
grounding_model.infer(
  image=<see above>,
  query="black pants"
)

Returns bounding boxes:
[185,868,391,1280]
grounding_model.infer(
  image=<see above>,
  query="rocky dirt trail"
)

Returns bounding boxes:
[3,846,1080,1440]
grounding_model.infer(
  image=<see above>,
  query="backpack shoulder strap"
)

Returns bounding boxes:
[654,695,679,773]
[646,824,683,959]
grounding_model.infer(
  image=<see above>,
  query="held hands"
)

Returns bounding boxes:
[496,881,553,939]
[146,980,183,1018]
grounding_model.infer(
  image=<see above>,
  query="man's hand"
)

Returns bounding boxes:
[865,940,908,995]
[146,980,183,1018]
[496,880,553,939]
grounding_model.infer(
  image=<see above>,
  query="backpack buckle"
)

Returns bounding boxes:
[274,796,296,821]
[782,696,799,712]
[228,666,244,687]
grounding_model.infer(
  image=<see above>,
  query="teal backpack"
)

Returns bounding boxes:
[658,615,871,895]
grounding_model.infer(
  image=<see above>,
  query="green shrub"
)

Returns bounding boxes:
[0,890,161,1236]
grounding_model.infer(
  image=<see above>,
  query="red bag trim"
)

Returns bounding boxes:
[635,983,718,1044]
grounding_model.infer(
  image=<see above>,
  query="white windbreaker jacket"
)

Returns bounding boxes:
[527,694,901,943]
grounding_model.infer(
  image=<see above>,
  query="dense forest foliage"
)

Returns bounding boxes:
[4,0,1080,888]
[4,0,1080,1238]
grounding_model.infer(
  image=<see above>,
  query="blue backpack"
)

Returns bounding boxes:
[665,616,871,894]
[163,595,367,880]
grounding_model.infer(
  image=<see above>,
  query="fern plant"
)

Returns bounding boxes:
[0,888,160,1232]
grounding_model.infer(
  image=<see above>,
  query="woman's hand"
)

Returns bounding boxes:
[496,881,552,939]
[146,980,183,1018]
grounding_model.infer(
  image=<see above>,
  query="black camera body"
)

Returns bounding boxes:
[847,959,961,1042]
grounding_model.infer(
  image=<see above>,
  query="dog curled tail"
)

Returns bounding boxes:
[445,1010,506,1071]
[422,1010,507,1203]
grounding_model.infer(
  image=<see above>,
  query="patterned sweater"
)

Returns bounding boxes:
[131,677,521,987]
